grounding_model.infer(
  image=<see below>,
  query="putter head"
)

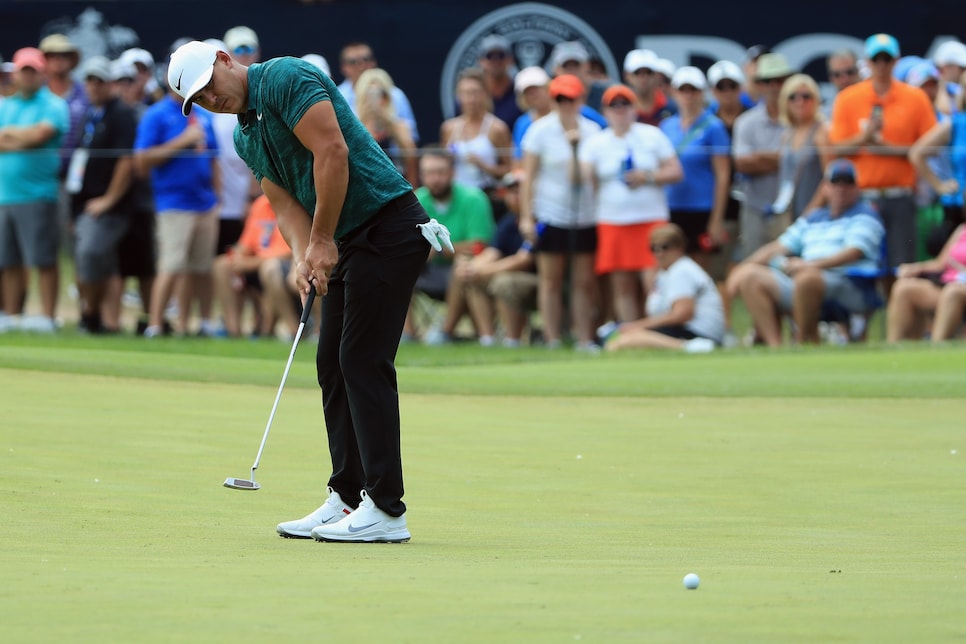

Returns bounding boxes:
[224,477,260,490]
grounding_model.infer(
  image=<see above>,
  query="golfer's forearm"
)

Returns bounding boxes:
[262,179,312,261]
[309,148,348,243]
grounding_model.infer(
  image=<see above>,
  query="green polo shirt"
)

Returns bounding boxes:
[233,57,411,241]
[415,182,494,265]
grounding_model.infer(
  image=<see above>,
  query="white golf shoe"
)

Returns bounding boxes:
[311,490,410,543]
[276,487,354,538]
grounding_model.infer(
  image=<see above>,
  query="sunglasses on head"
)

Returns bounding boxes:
[830,68,858,79]
[650,243,672,252]
[484,50,507,61]
[233,45,257,56]
[343,55,373,65]
[554,94,576,103]
[715,80,739,91]
[789,92,815,102]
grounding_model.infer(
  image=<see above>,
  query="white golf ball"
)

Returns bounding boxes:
[683,573,700,589]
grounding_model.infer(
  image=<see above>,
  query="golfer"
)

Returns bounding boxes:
[169,41,451,543]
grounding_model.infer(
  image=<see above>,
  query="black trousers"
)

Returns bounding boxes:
[318,193,429,517]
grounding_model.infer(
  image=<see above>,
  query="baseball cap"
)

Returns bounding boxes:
[601,84,636,106]
[905,61,940,87]
[39,34,78,55]
[654,58,676,80]
[933,40,966,67]
[168,40,219,116]
[707,60,745,87]
[12,47,47,72]
[549,41,589,69]
[480,34,511,55]
[120,48,155,71]
[826,159,858,184]
[514,66,550,93]
[224,26,259,52]
[81,56,113,81]
[623,48,658,73]
[548,73,584,99]
[301,54,331,76]
[865,33,900,60]
[110,58,138,82]
[755,53,794,80]
[671,66,707,90]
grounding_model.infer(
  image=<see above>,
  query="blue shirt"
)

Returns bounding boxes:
[0,87,70,205]
[660,111,731,210]
[945,112,966,208]
[135,95,218,213]
[778,199,885,274]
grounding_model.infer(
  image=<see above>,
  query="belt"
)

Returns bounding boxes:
[861,187,913,199]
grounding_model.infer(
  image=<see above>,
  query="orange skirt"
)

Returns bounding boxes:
[595,221,665,275]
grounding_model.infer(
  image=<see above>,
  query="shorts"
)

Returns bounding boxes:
[651,324,700,341]
[217,218,245,255]
[488,271,538,310]
[156,207,218,273]
[669,209,711,253]
[736,203,791,262]
[74,212,130,282]
[770,267,870,313]
[536,222,596,254]
[119,210,157,278]
[0,201,59,268]
[595,221,664,275]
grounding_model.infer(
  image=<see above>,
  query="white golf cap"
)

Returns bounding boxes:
[654,58,676,79]
[671,65,708,90]
[707,59,745,87]
[514,65,550,93]
[934,40,966,67]
[623,48,658,73]
[301,53,330,77]
[168,40,218,116]
[120,47,155,70]
[223,26,259,51]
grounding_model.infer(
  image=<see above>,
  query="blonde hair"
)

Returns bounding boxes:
[354,67,397,123]
[777,73,823,126]
[649,223,687,250]
[455,67,494,113]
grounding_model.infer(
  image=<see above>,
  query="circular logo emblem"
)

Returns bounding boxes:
[440,2,618,119]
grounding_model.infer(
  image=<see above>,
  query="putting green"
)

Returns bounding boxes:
[2,347,964,641]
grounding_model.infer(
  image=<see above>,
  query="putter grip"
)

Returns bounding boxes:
[301,287,316,325]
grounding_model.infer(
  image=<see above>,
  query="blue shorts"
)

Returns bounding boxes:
[770,267,870,313]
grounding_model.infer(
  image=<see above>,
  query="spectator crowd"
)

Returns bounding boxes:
[2,27,965,350]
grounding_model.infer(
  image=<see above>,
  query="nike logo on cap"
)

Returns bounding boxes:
[347,521,379,533]
[175,70,183,91]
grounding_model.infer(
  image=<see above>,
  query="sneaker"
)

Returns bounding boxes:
[574,341,601,354]
[0,313,19,334]
[596,321,619,344]
[683,337,716,354]
[143,324,162,339]
[311,490,410,543]
[276,487,354,539]
[20,315,56,333]
[423,327,451,346]
[478,335,496,347]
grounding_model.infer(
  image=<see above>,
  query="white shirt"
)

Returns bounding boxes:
[521,112,601,228]
[211,111,251,220]
[580,123,676,225]
[647,255,724,342]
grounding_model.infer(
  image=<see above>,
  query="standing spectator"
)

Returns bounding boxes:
[623,49,677,126]
[406,147,495,345]
[70,57,141,334]
[582,83,683,322]
[0,48,69,333]
[510,66,552,163]
[336,41,419,143]
[223,26,260,66]
[39,34,88,165]
[741,45,770,105]
[117,48,163,106]
[932,40,966,116]
[519,74,602,350]
[355,68,418,186]
[732,53,793,261]
[829,33,937,290]
[474,34,522,129]
[774,74,830,221]
[547,41,609,122]
[603,223,724,352]
[661,67,732,271]
[441,67,512,196]
[825,49,860,118]
[134,79,220,337]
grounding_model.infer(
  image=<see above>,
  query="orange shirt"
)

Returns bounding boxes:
[236,195,291,258]
[828,79,937,189]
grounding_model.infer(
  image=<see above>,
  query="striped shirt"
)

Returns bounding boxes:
[778,199,884,273]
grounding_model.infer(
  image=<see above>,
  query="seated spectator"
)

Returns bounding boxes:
[886,223,966,342]
[602,223,723,353]
[451,170,538,347]
[405,147,495,344]
[726,159,885,346]
[211,195,291,338]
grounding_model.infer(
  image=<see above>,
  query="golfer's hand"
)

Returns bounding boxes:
[301,238,339,297]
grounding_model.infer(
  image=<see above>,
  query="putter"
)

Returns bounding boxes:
[224,287,317,490]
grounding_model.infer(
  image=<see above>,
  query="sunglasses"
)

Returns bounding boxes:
[343,55,373,65]
[830,68,858,79]
[484,50,507,61]
[607,100,633,108]
[789,92,815,102]
[232,45,257,56]
[554,95,576,103]
[650,243,672,253]
[756,77,786,85]
[871,54,894,64]
[829,176,856,185]
[715,81,740,91]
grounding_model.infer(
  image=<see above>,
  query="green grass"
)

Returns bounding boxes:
[1,335,965,642]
